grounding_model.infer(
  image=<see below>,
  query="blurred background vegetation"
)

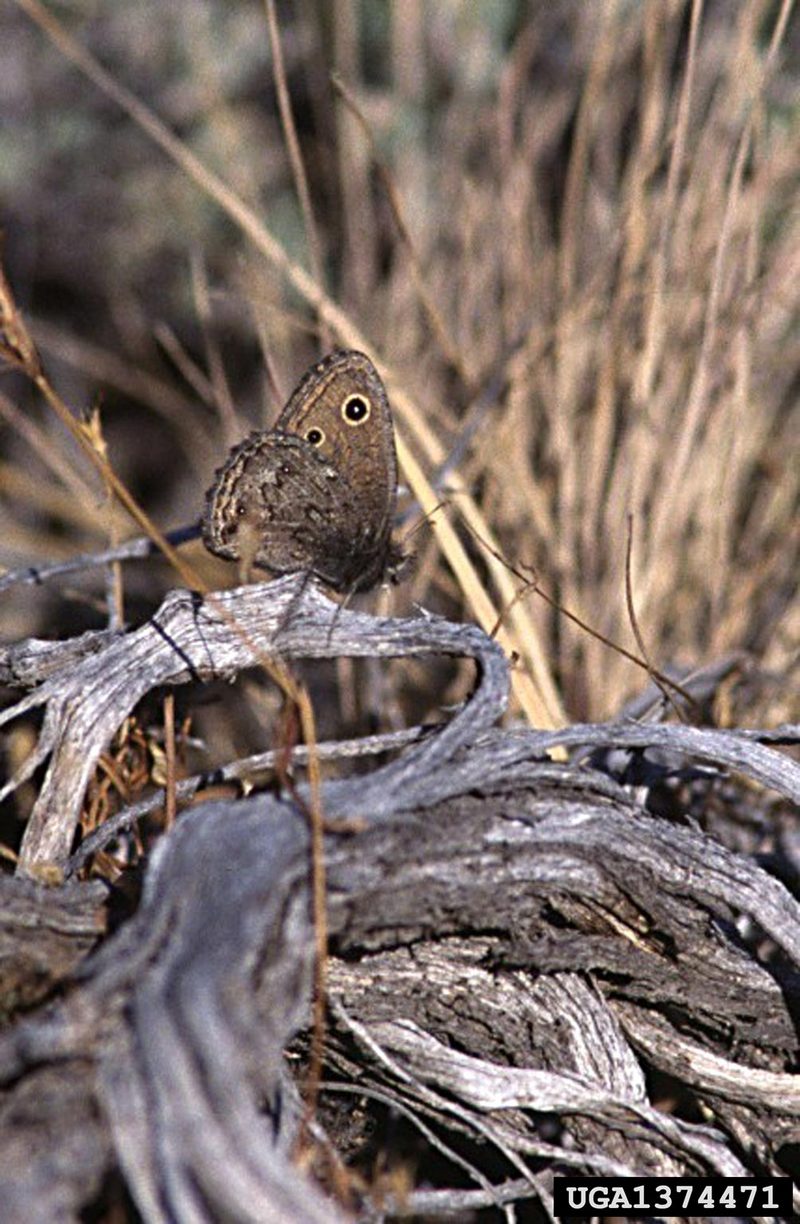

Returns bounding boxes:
[0,0,797,783]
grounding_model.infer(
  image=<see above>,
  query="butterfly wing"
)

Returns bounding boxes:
[203,350,401,591]
[274,351,398,546]
[202,431,391,590]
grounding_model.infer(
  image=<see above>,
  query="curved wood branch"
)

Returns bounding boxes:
[1,588,798,1219]
[4,575,507,869]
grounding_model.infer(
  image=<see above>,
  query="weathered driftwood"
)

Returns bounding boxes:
[0,576,798,1222]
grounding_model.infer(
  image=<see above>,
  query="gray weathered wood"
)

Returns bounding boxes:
[0,577,798,1220]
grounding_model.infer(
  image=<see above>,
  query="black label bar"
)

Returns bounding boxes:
[553,1176,792,1217]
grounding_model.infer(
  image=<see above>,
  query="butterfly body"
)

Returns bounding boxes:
[202,351,402,592]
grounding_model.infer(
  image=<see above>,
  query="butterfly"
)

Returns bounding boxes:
[202,350,404,592]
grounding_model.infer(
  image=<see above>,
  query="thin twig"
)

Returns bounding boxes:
[624,514,683,721]
[298,684,329,1123]
[153,319,216,405]
[163,693,177,831]
[190,252,240,446]
[0,524,201,595]
[64,724,432,876]
[264,0,330,350]
[467,517,699,713]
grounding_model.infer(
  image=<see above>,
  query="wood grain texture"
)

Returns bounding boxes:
[0,579,798,1219]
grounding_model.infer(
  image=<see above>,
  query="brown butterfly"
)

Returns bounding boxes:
[202,350,404,592]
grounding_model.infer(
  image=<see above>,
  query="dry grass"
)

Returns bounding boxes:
[1,0,797,745]
[0,6,797,1216]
